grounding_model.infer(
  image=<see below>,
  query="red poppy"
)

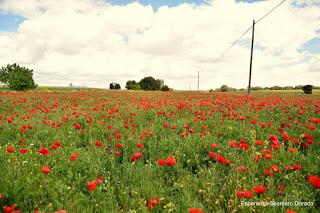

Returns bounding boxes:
[264,153,273,159]
[253,186,267,194]
[41,166,51,175]
[0,193,3,199]
[114,151,122,155]
[131,152,143,162]
[293,164,302,171]
[210,144,219,149]
[307,175,320,188]
[51,140,61,149]
[255,140,264,146]
[166,156,176,166]
[115,143,123,148]
[55,210,68,213]
[286,209,297,213]
[236,190,253,199]
[20,148,28,154]
[39,147,51,156]
[95,140,103,147]
[3,205,17,213]
[189,208,203,213]
[208,152,215,159]
[157,159,167,166]
[70,153,79,161]
[238,166,248,171]
[135,142,144,150]
[263,170,272,176]
[163,122,168,128]
[7,146,14,154]
[96,176,104,183]
[86,179,99,192]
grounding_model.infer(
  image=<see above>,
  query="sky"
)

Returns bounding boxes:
[0,0,319,90]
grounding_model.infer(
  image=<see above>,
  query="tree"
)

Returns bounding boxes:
[140,76,160,90]
[220,85,229,92]
[126,80,140,90]
[109,83,115,89]
[69,83,73,87]
[115,83,121,90]
[302,85,313,94]
[0,63,37,91]
[161,85,170,91]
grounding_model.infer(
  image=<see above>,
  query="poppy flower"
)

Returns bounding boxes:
[131,152,143,162]
[264,153,273,159]
[96,176,104,183]
[41,166,51,174]
[20,148,28,154]
[307,175,320,189]
[86,179,99,192]
[286,209,297,213]
[115,143,123,148]
[210,144,219,149]
[114,151,122,155]
[55,210,68,213]
[166,156,176,166]
[3,205,17,213]
[236,190,253,199]
[163,122,168,128]
[238,166,248,171]
[189,208,203,213]
[253,186,267,194]
[135,142,144,150]
[255,140,264,146]
[95,140,103,147]
[208,152,215,159]
[70,153,79,161]
[263,170,272,176]
[7,146,14,154]
[157,159,167,166]
[51,140,61,149]
[39,147,51,156]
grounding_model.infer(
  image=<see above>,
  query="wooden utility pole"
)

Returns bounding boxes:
[248,19,255,95]
[197,71,200,91]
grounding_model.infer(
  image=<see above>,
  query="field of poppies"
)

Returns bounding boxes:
[0,90,319,213]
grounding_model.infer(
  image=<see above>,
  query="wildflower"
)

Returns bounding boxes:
[41,166,51,174]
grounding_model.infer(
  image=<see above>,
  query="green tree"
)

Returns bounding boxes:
[115,83,121,90]
[161,85,170,91]
[140,76,160,90]
[0,63,37,91]
[125,80,140,90]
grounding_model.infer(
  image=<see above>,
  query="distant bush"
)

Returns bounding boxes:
[0,63,37,91]
[125,80,140,90]
[109,82,121,90]
[161,85,170,91]
[302,85,313,94]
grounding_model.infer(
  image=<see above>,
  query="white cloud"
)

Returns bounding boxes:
[0,0,319,90]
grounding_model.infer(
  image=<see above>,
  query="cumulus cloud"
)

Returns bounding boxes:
[0,0,319,89]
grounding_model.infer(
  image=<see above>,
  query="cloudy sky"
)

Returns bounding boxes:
[0,0,319,90]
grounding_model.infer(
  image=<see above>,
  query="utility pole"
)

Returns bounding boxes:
[197,71,200,91]
[248,19,255,95]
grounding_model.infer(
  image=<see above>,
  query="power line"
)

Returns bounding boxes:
[199,0,288,73]
[256,0,287,24]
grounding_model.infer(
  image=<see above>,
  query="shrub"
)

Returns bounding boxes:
[161,85,170,91]
[302,85,313,94]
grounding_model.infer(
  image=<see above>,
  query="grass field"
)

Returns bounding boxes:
[0,90,319,213]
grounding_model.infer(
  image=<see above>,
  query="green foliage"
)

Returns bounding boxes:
[109,82,121,90]
[161,85,170,91]
[139,76,160,91]
[125,80,140,90]
[302,85,313,94]
[0,63,37,91]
